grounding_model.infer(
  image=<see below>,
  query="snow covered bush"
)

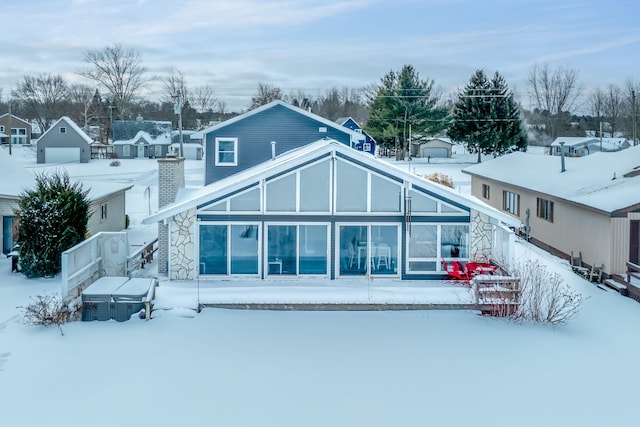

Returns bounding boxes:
[15,171,90,278]
[20,294,81,335]
[514,259,585,325]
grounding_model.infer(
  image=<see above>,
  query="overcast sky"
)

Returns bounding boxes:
[2,0,640,112]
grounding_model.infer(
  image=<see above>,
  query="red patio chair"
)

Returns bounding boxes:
[442,258,469,281]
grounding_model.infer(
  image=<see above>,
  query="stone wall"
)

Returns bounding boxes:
[471,210,493,261]
[170,208,196,280]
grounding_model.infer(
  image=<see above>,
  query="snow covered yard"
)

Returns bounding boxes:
[2,144,640,427]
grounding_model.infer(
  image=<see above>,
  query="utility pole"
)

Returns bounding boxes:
[7,101,12,155]
[174,91,184,157]
[633,90,637,146]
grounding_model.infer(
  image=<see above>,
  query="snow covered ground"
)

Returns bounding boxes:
[2,144,639,427]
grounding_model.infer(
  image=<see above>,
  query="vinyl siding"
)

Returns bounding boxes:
[205,104,352,185]
[87,192,127,236]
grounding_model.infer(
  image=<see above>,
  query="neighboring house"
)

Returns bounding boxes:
[113,118,173,159]
[143,138,520,280]
[0,147,131,254]
[36,116,92,164]
[0,113,31,145]
[463,146,640,277]
[550,137,599,157]
[113,131,172,159]
[192,100,365,185]
[335,117,376,155]
[411,137,454,159]
[171,130,202,160]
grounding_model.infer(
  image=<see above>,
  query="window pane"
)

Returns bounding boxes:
[268,225,297,275]
[231,225,258,274]
[339,225,368,275]
[266,174,296,212]
[371,175,401,212]
[336,160,367,212]
[409,190,437,212]
[371,225,398,275]
[199,225,227,274]
[300,161,330,212]
[299,225,327,274]
[230,188,260,211]
[408,224,437,258]
[441,225,469,258]
[441,204,461,213]
[218,152,235,163]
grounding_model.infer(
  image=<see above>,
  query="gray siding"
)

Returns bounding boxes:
[87,192,128,236]
[204,104,352,185]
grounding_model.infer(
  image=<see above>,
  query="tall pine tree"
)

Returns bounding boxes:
[366,65,448,159]
[449,70,526,162]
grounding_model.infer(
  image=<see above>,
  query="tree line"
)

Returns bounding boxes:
[1,44,638,158]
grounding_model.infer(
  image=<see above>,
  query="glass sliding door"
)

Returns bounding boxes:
[230,225,259,274]
[267,225,297,275]
[199,223,260,276]
[199,224,228,275]
[267,224,329,276]
[338,224,400,277]
[299,225,327,274]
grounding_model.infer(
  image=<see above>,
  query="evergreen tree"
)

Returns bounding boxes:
[449,70,527,162]
[366,65,448,159]
[16,171,90,278]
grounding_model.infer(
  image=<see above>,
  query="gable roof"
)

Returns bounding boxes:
[463,145,640,214]
[37,116,93,145]
[550,137,597,147]
[192,100,364,143]
[112,130,171,146]
[0,113,30,127]
[143,139,521,227]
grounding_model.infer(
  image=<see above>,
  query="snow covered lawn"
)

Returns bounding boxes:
[2,145,639,426]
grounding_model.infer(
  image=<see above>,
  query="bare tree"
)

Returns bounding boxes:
[603,84,623,137]
[68,83,95,127]
[12,73,69,132]
[189,85,218,114]
[624,79,639,144]
[249,83,283,110]
[161,69,188,105]
[80,44,149,120]
[528,64,583,139]
[217,100,228,115]
[588,88,605,128]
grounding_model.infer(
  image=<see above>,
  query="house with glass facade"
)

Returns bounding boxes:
[145,139,520,281]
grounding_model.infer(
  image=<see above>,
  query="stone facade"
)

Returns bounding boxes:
[170,208,196,280]
[157,157,185,274]
[471,210,493,261]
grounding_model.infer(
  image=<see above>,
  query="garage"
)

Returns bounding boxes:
[44,147,81,163]
[422,147,449,158]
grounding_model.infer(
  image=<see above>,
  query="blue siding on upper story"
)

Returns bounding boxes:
[204,104,352,185]
[340,117,376,156]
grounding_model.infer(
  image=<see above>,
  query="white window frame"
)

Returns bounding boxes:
[405,223,470,275]
[59,127,66,134]
[503,191,520,216]
[335,222,401,278]
[215,137,238,166]
[123,145,131,157]
[197,221,261,277]
[363,142,371,152]
[264,222,330,278]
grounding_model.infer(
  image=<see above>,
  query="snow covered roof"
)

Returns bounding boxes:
[463,145,640,214]
[113,130,172,146]
[37,116,93,145]
[82,180,133,201]
[143,139,521,227]
[550,137,597,147]
[0,147,35,197]
[191,100,364,143]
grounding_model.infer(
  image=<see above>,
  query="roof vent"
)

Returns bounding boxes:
[271,141,276,160]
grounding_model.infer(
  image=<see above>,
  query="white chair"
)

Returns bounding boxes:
[377,243,391,270]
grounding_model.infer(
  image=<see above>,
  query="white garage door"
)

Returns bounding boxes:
[45,147,81,163]
[422,147,448,158]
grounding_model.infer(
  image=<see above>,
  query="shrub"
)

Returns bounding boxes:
[19,294,81,335]
[15,171,90,278]
[514,260,585,325]
[110,160,121,167]
[423,172,455,189]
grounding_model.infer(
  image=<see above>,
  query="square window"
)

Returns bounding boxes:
[502,191,520,216]
[363,142,371,152]
[60,127,66,134]
[537,198,554,222]
[215,137,237,166]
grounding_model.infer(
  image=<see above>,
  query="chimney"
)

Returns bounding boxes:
[271,141,277,160]
[157,157,185,274]
[559,141,566,172]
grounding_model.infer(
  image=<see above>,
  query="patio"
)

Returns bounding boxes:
[150,278,482,311]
